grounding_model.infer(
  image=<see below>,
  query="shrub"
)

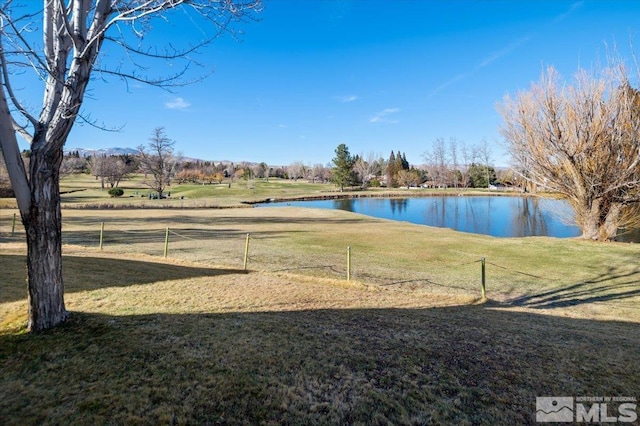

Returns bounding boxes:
[369,179,381,187]
[108,187,124,198]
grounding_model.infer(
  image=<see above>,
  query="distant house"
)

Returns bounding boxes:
[421,181,447,189]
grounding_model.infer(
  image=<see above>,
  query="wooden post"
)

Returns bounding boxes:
[11,213,16,236]
[347,246,351,281]
[243,233,250,270]
[164,227,169,258]
[99,221,104,250]
[481,257,486,299]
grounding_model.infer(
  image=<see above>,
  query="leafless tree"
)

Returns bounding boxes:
[322,163,333,183]
[137,127,176,197]
[459,141,475,189]
[307,163,326,183]
[0,1,260,331]
[448,138,460,188]
[287,161,305,181]
[354,151,380,188]
[60,156,88,177]
[476,139,493,189]
[396,169,421,189]
[103,156,133,188]
[252,162,268,180]
[423,138,448,188]
[90,155,131,189]
[90,155,108,190]
[224,163,236,180]
[498,65,640,241]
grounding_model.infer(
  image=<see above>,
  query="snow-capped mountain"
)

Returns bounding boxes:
[64,147,139,157]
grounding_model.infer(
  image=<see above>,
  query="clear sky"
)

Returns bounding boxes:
[48,1,640,166]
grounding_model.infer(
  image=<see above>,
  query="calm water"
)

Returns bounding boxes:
[260,196,583,238]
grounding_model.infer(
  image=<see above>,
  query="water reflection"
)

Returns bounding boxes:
[418,196,577,237]
[389,198,408,215]
[333,198,355,211]
[262,196,584,239]
[513,196,548,237]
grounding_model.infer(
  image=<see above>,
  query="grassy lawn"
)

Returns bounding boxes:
[58,174,346,208]
[1,180,640,424]
[0,172,506,210]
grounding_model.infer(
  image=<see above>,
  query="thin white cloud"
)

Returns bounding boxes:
[430,34,534,97]
[479,35,533,68]
[431,34,532,97]
[370,108,400,124]
[430,2,583,98]
[337,94,358,103]
[429,73,469,97]
[165,97,191,110]
[553,1,584,23]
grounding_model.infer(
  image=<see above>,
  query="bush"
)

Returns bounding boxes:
[108,187,124,198]
[369,179,381,188]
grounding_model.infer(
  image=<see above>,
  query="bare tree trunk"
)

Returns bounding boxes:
[600,202,622,241]
[579,199,621,241]
[25,145,68,331]
[581,218,599,240]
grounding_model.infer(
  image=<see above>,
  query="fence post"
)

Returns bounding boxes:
[347,246,351,281]
[243,233,250,270]
[11,213,16,236]
[481,257,486,299]
[99,221,104,250]
[164,227,169,258]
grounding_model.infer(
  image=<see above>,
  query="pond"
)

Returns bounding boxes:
[259,195,583,239]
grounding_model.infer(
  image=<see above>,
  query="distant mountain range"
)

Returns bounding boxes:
[64,147,139,157]
[63,147,236,165]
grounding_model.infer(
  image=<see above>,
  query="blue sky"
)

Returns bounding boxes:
[46,1,640,166]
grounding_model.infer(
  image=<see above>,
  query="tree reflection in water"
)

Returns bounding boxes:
[264,196,600,239]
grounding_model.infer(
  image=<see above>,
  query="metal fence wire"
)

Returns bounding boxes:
[2,212,640,312]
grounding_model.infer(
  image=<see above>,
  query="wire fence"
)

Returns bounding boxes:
[2,218,488,296]
[2,211,640,313]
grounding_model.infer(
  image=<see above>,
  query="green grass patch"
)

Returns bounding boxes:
[53,174,341,208]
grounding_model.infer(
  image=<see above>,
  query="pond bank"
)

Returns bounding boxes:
[244,188,538,205]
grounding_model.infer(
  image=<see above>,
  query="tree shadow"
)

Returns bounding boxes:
[60,213,378,228]
[59,228,303,248]
[0,254,244,304]
[0,306,638,425]
[507,264,640,308]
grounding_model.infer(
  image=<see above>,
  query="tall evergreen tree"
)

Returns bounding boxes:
[394,150,404,172]
[332,144,356,192]
[386,151,397,187]
[401,152,409,170]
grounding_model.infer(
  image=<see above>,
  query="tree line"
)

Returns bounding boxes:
[55,134,502,196]
[329,141,501,191]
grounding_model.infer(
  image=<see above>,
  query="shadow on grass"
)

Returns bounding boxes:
[58,229,300,253]
[0,306,638,425]
[61,213,379,228]
[0,254,244,304]
[61,228,252,246]
[508,264,640,309]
